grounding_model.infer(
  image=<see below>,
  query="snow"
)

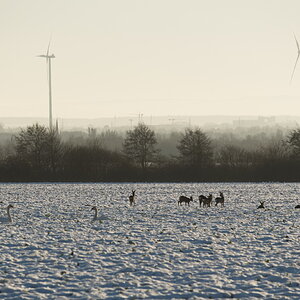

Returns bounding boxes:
[0,182,300,299]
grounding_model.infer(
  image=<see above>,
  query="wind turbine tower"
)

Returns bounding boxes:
[37,41,55,129]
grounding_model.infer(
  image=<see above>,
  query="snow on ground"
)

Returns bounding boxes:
[0,182,300,299]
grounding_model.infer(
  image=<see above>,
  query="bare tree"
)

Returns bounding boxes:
[14,124,62,172]
[47,128,63,173]
[177,128,212,167]
[123,123,158,169]
[218,145,252,167]
[287,129,300,158]
[259,140,290,162]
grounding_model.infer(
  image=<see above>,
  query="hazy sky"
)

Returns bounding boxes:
[1,0,300,118]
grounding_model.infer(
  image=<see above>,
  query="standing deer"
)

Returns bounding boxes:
[199,194,213,207]
[178,196,193,206]
[129,190,136,206]
[199,195,206,207]
[215,192,225,207]
[203,194,213,207]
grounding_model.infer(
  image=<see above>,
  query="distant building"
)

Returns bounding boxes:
[233,116,276,127]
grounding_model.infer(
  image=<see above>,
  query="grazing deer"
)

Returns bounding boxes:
[215,192,225,207]
[199,194,213,207]
[178,196,193,206]
[129,190,136,206]
[257,201,265,209]
[203,194,213,207]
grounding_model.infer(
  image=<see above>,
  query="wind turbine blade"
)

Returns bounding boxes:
[46,36,52,56]
[294,33,300,52]
[290,53,300,83]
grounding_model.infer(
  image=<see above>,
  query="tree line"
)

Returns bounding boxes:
[0,122,300,182]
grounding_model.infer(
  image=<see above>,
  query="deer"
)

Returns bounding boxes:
[202,194,213,207]
[178,196,193,206]
[257,201,265,209]
[199,194,213,207]
[199,195,206,207]
[215,192,225,207]
[129,190,136,206]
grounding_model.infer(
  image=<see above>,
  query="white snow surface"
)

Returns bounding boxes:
[0,182,300,299]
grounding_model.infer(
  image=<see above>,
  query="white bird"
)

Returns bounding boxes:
[0,204,14,223]
[290,33,300,83]
[91,206,108,222]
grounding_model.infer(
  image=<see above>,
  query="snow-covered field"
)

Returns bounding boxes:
[0,182,300,299]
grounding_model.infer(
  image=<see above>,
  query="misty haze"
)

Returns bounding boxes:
[1,1,300,299]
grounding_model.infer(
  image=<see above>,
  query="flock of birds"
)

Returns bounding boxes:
[1,191,300,224]
[0,203,109,224]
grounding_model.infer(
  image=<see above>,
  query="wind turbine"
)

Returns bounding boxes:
[37,40,55,129]
[290,33,300,84]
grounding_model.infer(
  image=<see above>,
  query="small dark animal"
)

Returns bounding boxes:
[199,194,213,207]
[295,204,300,209]
[129,190,136,206]
[215,192,224,207]
[257,201,265,209]
[199,195,206,207]
[178,196,193,206]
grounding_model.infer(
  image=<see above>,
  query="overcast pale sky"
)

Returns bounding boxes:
[1,0,300,118]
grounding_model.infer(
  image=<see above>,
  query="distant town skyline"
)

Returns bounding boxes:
[1,115,299,131]
[1,1,300,119]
